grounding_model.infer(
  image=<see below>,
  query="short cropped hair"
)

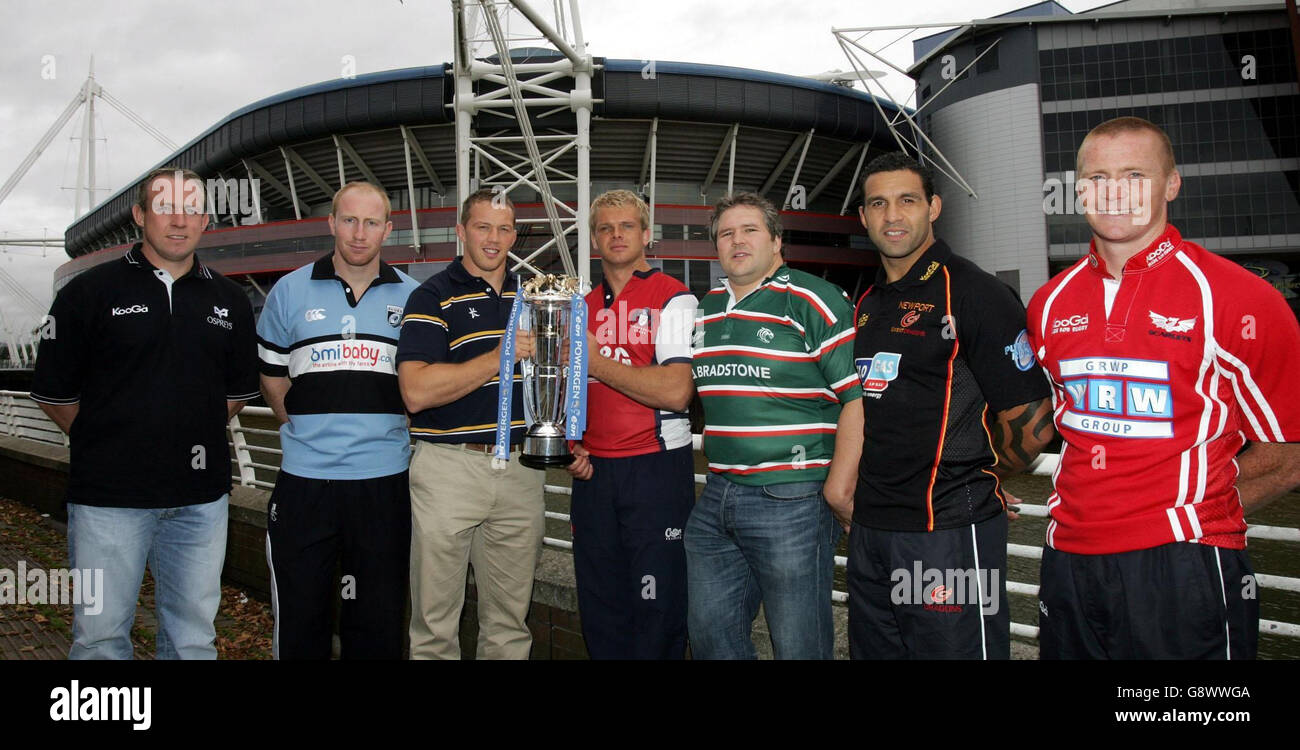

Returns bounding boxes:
[590,189,650,232]
[709,192,782,242]
[459,187,515,225]
[1076,116,1176,175]
[137,167,205,212]
[332,181,392,221]
[860,152,936,203]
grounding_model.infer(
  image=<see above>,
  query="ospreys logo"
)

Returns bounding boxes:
[387,305,403,327]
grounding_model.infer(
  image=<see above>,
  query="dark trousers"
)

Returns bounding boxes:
[266,470,410,660]
[848,513,1010,660]
[1039,542,1258,659]
[570,446,695,659]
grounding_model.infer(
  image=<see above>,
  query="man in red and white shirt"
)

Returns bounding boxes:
[565,190,698,659]
[1027,117,1300,659]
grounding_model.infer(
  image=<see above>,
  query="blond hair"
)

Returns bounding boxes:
[332,181,392,221]
[590,189,650,232]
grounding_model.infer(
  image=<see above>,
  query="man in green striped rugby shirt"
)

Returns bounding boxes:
[686,192,864,659]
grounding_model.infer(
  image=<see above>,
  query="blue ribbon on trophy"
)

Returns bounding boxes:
[566,293,588,440]
[494,276,525,461]
[495,274,588,466]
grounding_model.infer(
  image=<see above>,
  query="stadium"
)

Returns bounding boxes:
[56,51,906,304]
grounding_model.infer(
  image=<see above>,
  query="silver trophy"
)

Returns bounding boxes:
[519,274,585,469]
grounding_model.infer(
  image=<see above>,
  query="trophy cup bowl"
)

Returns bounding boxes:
[518,275,584,469]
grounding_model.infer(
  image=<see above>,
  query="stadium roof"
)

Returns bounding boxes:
[66,55,909,257]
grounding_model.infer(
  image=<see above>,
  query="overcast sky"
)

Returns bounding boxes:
[0,0,1114,333]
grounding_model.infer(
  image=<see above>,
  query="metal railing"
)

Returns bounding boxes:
[0,390,68,447]
[3,391,1296,642]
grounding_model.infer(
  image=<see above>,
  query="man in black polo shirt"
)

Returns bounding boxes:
[32,167,259,659]
[844,153,1053,659]
[397,188,543,660]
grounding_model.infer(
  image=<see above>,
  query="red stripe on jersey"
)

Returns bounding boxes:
[707,426,836,438]
[693,348,815,362]
[923,268,958,532]
[711,461,831,475]
[817,332,853,357]
[726,311,804,330]
[699,389,838,402]
[772,284,834,324]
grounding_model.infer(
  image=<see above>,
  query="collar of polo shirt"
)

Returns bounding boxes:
[122,243,213,280]
[872,239,954,290]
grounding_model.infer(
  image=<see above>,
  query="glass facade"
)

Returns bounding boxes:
[1038,28,1297,101]
[1038,22,1300,254]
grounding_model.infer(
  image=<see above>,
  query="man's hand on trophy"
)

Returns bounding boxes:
[566,442,594,481]
[514,328,535,361]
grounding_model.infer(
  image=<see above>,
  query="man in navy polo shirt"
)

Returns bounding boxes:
[257,181,419,659]
[397,188,543,660]
[33,166,259,660]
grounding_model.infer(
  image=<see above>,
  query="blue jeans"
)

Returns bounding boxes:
[67,496,228,660]
[685,474,839,659]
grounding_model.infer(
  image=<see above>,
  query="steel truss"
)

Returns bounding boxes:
[452,0,597,280]
[831,22,1000,198]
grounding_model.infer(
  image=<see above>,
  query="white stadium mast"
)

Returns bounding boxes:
[0,57,178,230]
[0,57,177,366]
[451,0,596,281]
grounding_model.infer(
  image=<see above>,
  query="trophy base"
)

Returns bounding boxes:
[520,434,574,470]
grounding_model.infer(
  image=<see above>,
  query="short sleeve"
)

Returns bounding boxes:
[1214,276,1300,442]
[396,283,450,365]
[30,279,90,406]
[958,278,1051,414]
[256,280,292,378]
[655,291,698,365]
[227,290,260,401]
[798,281,862,404]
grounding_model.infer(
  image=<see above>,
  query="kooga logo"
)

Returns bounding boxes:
[112,305,148,317]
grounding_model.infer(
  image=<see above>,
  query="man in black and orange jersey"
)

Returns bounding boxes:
[845,153,1053,659]
[564,189,698,659]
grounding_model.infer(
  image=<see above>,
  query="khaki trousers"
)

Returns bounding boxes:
[408,441,545,659]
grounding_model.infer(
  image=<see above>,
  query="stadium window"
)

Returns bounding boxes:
[976,42,999,74]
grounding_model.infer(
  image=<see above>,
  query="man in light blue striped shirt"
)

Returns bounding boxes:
[257,181,419,659]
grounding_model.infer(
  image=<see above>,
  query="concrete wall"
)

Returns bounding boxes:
[929,83,1052,300]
